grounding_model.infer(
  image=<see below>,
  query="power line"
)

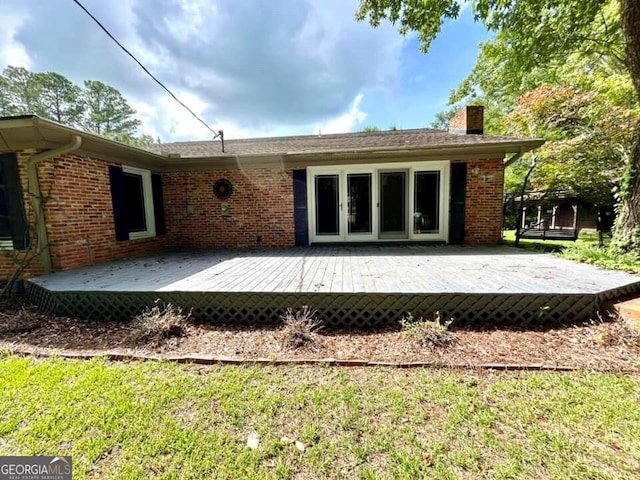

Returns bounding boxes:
[71,0,223,144]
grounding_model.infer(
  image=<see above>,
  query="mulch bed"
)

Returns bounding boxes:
[1,298,639,371]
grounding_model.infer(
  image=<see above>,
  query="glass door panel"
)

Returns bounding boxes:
[379,171,408,238]
[315,174,340,236]
[347,173,372,235]
[413,171,440,234]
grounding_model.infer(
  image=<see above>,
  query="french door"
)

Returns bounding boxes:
[379,170,408,239]
[314,174,341,240]
[308,161,448,243]
[313,171,375,241]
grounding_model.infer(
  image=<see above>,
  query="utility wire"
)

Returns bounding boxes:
[71,0,222,141]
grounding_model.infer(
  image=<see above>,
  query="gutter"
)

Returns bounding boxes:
[27,135,82,273]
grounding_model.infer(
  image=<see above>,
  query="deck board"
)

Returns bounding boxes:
[27,245,640,326]
[30,245,640,295]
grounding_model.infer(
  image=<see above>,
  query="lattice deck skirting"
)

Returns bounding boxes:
[28,282,640,328]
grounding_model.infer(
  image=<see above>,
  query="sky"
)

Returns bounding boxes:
[0,0,492,142]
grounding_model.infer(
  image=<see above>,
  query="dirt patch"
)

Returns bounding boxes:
[1,299,638,370]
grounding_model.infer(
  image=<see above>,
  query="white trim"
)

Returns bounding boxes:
[122,165,156,240]
[308,171,342,242]
[307,160,450,243]
[378,168,410,240]
[345,171,375,241]
[409,165,450,242]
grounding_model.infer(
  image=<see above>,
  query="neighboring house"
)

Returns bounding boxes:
[0,106,543,280]
[517,192,615,233]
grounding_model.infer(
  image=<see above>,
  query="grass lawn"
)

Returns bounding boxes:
[502,230,640,274]
[1,357,639,479]
[502,230,602,252]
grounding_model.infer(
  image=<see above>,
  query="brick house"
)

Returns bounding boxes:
[0,106,543,280]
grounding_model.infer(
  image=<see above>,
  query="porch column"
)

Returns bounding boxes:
[537,205,542,226]
[521,207,527,228]
[551,205,558,229]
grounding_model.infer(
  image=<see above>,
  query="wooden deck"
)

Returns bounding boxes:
[28,246,640,326]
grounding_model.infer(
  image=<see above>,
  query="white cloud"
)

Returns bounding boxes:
[135,92,369,141]
[313,94,367,135]
[0,8,31,68]
[144,90,212,140]
[0,0,406,141]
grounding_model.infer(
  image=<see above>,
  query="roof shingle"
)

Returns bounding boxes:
[145,128,542,158]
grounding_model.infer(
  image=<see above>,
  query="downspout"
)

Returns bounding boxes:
[27,135,82,273]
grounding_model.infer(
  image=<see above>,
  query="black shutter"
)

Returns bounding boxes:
[449,162,467,245]
[0,153,29,250]
[108,165,129,241]
[151,173,166,235]
[292,169,308,246]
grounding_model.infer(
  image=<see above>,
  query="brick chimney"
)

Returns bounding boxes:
[448,105,484,135]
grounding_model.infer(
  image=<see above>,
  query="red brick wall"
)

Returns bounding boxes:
[0,152,165,279]
[458,158,504,245]
[42,154,165,271]
[1,151,504,281]
[162,169,295,248]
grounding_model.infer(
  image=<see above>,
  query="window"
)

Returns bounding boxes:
[122,167,155,239]
[413,171,440,234]
[315,174,340,236]
[0,153,29,250]
[109,165,165,241]
[0,167,12,237]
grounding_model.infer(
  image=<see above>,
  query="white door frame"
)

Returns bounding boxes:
[307,160,450,243]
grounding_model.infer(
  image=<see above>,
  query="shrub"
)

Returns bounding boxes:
[560,245,640,274]
[0,306,41,334]
[595,314,640,348]
[280,306,323,350]
[400,312,455,350]
[131,300,191,344]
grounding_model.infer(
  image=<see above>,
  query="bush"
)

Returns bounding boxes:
[560,245,640,274]
[131,300,191,344]
[400,312,455,350]
[280,306,323,350]
[595,314,640,348]
[0,306,41,334]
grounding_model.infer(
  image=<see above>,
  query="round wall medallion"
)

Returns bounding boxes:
[213,178,233,200]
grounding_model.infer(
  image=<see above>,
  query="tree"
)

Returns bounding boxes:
[506,85,638,204]
[617,0,640,250]
[111,133,160,147]
[448,2,625,106]
[33,72,84,126]
[0,66,41,115]
[1,66,157,146]
[429,108,456,129]
[0,75,13,116]
[357,0,640,251]
[82,80,141,137]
